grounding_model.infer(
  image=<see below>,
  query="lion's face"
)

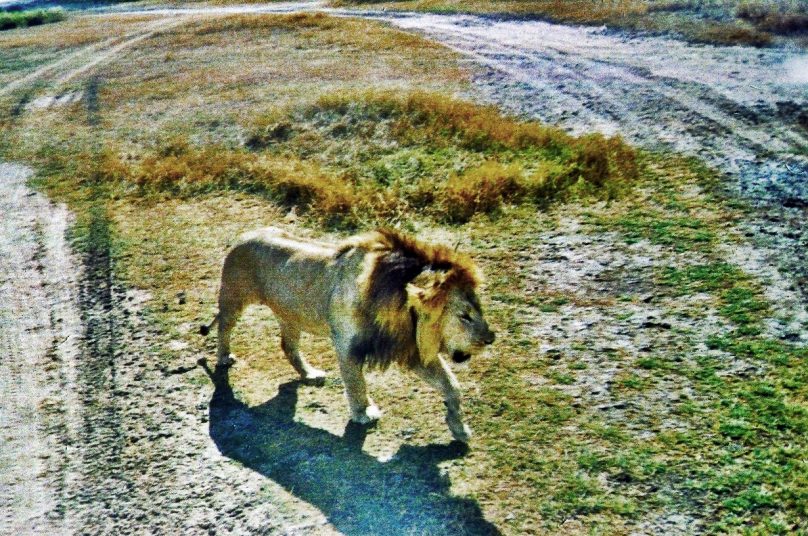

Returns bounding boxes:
[440,286,495,363]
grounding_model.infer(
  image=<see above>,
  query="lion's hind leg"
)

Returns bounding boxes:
[217,297,246,367]
[279,322,326,385]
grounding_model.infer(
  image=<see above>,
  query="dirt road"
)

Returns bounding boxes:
[0,163,79,534]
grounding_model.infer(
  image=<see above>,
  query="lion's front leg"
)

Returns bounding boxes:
[332,330,381,424]
[413,358,471,443]
[337,354,381,424]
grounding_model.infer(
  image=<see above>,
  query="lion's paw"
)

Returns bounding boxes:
[351,404,382,424]
[449,422,472,443]
[301,368,327,386]
[217,354,236,367]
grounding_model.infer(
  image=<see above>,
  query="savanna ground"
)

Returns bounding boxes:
[332,0,808,48]
[0,5,806,535]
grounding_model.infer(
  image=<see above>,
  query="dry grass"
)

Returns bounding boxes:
[737,2,808,34]
[0,13,470,209]
[692,23,773,46]
[0,14,157,49]
[71,90,637,226]
[108,145,358,218]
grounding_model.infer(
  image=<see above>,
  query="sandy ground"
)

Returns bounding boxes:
[0,163,80,535]
[1,3,807,534]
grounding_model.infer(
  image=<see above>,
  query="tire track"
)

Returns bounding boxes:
[0,163,83,534]
[2,16,189,110]
[0,37,117,98]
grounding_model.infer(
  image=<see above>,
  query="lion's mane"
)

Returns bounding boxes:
[340,229,481,370]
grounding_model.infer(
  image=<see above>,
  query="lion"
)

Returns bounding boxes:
[200,227,495,442]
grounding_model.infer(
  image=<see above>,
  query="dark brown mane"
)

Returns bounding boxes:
[347,228,481,370]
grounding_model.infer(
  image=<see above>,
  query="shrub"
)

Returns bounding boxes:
[693,24,773,47]
[0,8,65,32]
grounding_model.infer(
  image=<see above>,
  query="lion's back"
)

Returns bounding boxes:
[221,227,367,334]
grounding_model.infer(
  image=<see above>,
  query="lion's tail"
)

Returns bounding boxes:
[199,314,219,336]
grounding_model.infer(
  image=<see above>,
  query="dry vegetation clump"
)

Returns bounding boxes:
[64,92,637,226]
[190,12,339,35]
[691,23,773,47]
[736,2,808,34]
[249,91,639,222]
[443,161,524,222]
[79,143,360,224]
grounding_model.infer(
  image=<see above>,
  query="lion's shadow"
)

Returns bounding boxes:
[201,362,500,535]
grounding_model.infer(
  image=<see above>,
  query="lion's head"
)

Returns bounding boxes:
[407,267,495,365]
[353,229,495,370]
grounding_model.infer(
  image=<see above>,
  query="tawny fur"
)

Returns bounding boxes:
[202,227,495,441]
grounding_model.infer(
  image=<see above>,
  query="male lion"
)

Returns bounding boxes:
[200,227,495,442]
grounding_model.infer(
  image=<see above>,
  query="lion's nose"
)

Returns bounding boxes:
[483,330,495,345]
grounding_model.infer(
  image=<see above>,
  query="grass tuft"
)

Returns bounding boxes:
[0,8,65,32]
[249,91,639,223]
[52,91,637,227]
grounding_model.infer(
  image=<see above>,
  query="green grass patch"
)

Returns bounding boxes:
[658,263,770,333]
[42,90,638,227]
[583,155,808,531]
[0,8,65,32]
[596,209,716,251]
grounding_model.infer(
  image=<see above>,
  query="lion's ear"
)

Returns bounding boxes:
[411,268,440,290]
[406,283,428,313]
[411,267,453,307]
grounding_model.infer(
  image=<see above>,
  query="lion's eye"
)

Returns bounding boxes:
[460,312,473,323]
